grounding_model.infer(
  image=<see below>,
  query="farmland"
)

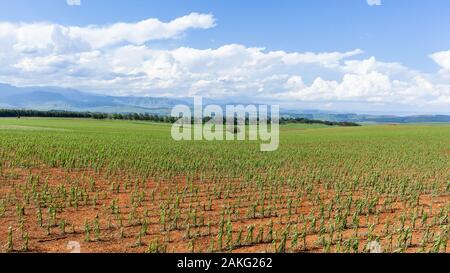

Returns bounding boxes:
[0,118,448,253]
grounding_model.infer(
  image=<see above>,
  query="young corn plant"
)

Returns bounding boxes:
[93,215,100,241]
[22,232,29,252]
[7,226,13,252]
[84,219,91,242]
[245,225,254,246]
[59,219,66,235]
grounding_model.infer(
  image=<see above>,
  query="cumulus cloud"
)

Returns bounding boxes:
[0,13,215,52]
[430,50,450,75]
[0,13,449,113]
[67,0,81,6]
[367,0,381,6]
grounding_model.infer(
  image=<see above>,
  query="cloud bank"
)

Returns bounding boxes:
[0,13,449,114]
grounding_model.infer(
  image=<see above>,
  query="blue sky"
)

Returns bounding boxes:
[0,0,449,114]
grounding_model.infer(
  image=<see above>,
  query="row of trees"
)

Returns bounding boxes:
[0,109,175,122]
[0,109,360,126]
[279,117,360,127]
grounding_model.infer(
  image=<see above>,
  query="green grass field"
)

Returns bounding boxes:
[0,118,448,253]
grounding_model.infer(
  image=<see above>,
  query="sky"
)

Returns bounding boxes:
[0,0,449,114]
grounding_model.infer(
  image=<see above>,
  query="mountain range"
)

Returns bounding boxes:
[0,83,449,123]
[0,83,191,116]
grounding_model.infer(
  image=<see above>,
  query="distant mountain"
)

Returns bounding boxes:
[0,83,449,123]
[0,83,189,115]
[283,112,450,123]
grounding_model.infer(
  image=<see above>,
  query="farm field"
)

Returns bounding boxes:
[0,118,448,253]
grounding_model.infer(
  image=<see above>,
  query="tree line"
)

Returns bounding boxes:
[0,109,360,126]
[279,117,360,126]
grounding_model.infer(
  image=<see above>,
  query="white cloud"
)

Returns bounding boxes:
[0,13,449,114]
[0,13,215,52]
[430,50,450,75]
[67,0,81,6]
[367,0,382,6]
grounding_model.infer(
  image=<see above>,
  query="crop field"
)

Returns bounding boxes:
[0,118,448,253]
